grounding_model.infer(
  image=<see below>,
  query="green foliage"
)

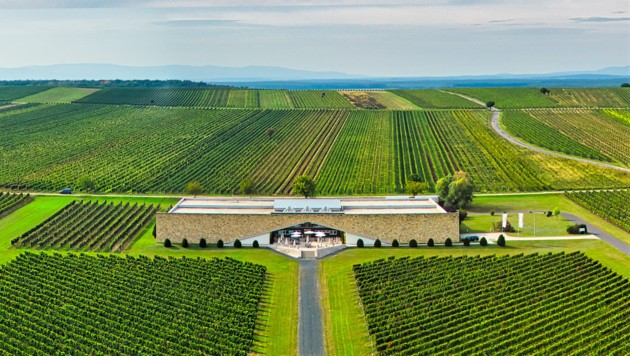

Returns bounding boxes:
[566,190,630,233]
[184,181,203,196]
[239,178,256,197]
[622,83,630,88]
[493,220,516,233]
[164,238,171,248]
[497,234,506,247]
[392,239,400,248]
[427,238,434,247]
[480,237,488,246]
[540,87,550,95]
[374,239,382,248]
[217,239,224,248]
[77,176,96,192]
[292,175,316,198]
[388,90,481,109]
[357,239,364,248]
[567,224,588,234]
[0,192,31,219]
[182,238,189,248]
[445,238,453,247]
[352,252,630,354]
[409,239,417,248]
[490,210,495,216]
[552,207,560,218]
[405,181,428,197]
[12,200,158,252]
[486,101,495,108]
[463,239,470,247]
[266,127,275,138]
[0,253,266,354]
[234,239,242,248]
[459,210,468,222]
[199,238,207,248]
[253,240,259,248]
[436,172,474,210]
[0,86,52,101]
[450,88,557,108]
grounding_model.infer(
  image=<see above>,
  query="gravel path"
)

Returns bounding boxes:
[298,259,324,356]
[444,91,630,173]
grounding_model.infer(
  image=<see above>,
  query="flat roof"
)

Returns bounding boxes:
[168,197,447,215]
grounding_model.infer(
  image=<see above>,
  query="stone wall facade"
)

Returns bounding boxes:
[157,212,460,244]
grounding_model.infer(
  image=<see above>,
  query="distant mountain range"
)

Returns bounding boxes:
[0,63,628,89]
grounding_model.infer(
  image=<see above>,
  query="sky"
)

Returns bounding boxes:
[0,0,628,77]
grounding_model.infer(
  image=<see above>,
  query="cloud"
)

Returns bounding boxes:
[156,19,243,27]
[571,16,630,22]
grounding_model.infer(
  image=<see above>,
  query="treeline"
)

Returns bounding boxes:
[0,79,232,88]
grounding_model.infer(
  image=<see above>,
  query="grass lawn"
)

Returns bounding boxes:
[461,212,573,236]
[320,240,630,356]
[0,195,298,356]
[18,87,99,103]
[469,193,630,245]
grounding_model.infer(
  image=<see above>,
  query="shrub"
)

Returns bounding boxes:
[164,239,171,248]
[497,234,506,247]
[463,239,470,247]
[409,239,418,248]
[152,224,156,238]
[427,238,434,247]
[234,239,242,248]
[490,210,495,216]
[546,211,553,217]
[458,210,468,222]
[567,224,588,234]
[392,239,399,247]
[445,238,453,247]
[199,238,207,248]
[374,239,382,248]
[217,239,224,248]
[182,238,189,248]
[253,240,259,248]
[480,237,488,246]
[356,239,364,248]
[493,220,516,233]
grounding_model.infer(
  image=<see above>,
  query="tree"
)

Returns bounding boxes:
[392,239,399,247]
[408,173,421,182]
[265,128,275,139]
[182,238,189,248]
[405,181,428,197]
[253,240,260,248]
[217,239,224,248]
[540,87,550,95]
[459,210,468,222]
[409,239,418,248]
[463,239,470,247]
[497,234,506,247]
[356,239,364,248]
[239,178,256,197]
[199,238,207,248]
[374,239,382,248]
[480,237,488,246]
[621,83,630,88]
[152,225,156,238]
[292,175,316,198]
[184,181,203,196]
[233,239,242,248]
[435,171,474,210]
[427,238,434,247]
[77,176,95,192]
[445,238,453,247]
[486,101,495,108]
[164,239,171,248]
[552,207,560,219]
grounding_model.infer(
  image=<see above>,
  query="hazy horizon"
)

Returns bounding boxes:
[0,0,628,77]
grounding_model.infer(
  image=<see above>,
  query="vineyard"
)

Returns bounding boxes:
[449,88,558,108]
[1,104,629,195]
[339,91,419,110]
[0,253,267,355]
[12,200,158,252]
[353,253,630,355]
[0,192,31,218]
[0,86,51,101]
[501,110,612,161]
[388,90,482,109]
[566,190,630,233]
[547,88,630,107]
[506,109,630,166]
[19,87,98,103]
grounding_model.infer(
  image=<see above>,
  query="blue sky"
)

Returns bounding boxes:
[0,0,628,76]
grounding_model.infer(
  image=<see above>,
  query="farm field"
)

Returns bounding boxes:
[389,89,482,109]
[502,109,629,166]
[339,90,419,109]
[2,102,629,195]
[18,87,98,103]
[320,240,630,356]
[566,190,630,233]
[0,86,51,102]
[0,252,267,355]
[354,252,630,355]
[0,192,32,218]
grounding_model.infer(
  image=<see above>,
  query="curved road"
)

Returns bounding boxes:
[298,259,324,356]
[445,91,630,173]
[561,212,630,256]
